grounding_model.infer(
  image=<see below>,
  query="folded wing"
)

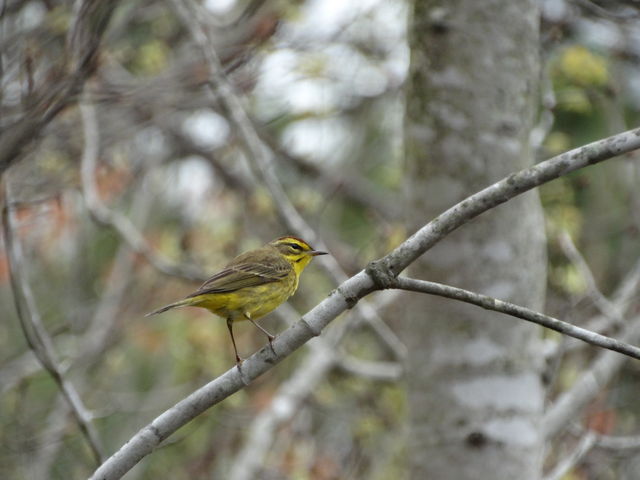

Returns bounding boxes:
[188,251,291,296]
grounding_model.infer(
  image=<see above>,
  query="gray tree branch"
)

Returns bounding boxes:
[391,276,640,359]
[90,126,640,480]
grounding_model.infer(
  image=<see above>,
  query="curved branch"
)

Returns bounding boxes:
[90,125,640,480]
[377,127,640,277]
[391,276,640,360]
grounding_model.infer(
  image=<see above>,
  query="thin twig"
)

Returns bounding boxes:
[391,276,640,360]
[164,124,254,194]
[612,257,640,308]
[2,181,105,465]
[569,423,640,449]
[170,0,313,239]
[0,185,155,392]
[267,138,401,220]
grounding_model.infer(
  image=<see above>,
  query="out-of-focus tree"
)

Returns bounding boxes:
[1,1,640,479]
[402,1,546,478]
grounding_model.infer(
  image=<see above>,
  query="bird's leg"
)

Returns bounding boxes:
[227,318,243,366]
[244,313,276,355]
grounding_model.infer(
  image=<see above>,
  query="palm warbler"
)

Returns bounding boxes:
[147,236,327,364]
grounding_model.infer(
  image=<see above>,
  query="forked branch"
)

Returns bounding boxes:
[90,126,640,480]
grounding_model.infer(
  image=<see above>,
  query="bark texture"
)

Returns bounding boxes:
[403,1,547,478]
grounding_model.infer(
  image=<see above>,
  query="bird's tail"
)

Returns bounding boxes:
[145,298,191,317]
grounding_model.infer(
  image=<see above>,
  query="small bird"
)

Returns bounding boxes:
[147,236,327,364]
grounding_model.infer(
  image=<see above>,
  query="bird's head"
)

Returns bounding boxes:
[270,236,327,273]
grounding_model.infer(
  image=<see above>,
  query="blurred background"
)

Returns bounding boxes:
[1,0,640,478]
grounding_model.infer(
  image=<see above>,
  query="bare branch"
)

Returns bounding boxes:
[390,276,640,360]
[165,125,254,194]
[574,0,640,20]
[90,125,640,480]
[2,181,105,465]
[612,257,640,308]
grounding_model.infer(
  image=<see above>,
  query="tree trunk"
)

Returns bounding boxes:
[403,1,546,478]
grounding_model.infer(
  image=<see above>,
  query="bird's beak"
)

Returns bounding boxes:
[309,250,328,256]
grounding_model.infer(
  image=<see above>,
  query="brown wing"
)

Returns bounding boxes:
[188,249,291,296]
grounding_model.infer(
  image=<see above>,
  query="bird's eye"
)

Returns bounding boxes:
[287,243,303,251]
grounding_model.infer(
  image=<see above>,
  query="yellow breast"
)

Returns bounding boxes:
[189,271,298,321]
